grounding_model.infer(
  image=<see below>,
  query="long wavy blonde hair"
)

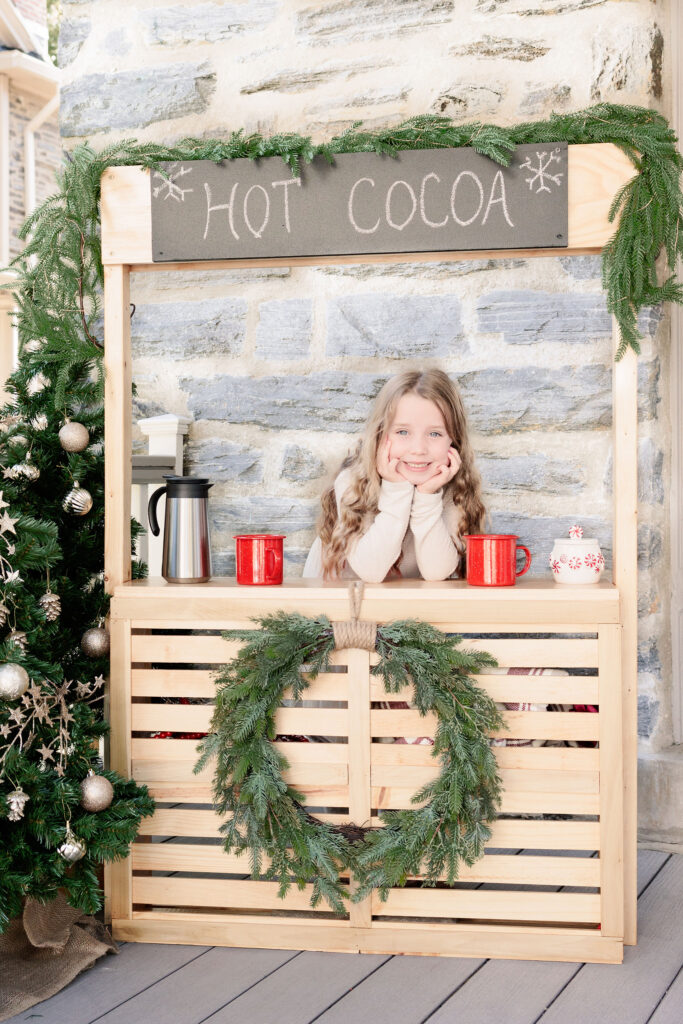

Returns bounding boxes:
[318,369,485,578]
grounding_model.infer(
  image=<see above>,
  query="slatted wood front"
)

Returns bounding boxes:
[111,616,624,961]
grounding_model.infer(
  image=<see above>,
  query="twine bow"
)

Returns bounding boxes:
[331,581,377,651]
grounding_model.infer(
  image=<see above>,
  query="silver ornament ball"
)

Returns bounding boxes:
[81,627,110,658]
[80,770,114,812]
[59,421,90,453]
[63,482,93,516]
[0,663,30,700]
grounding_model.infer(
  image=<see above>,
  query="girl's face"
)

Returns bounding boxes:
[385,392,453,484]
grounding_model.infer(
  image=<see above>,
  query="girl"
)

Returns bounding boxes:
[303,368,485,582]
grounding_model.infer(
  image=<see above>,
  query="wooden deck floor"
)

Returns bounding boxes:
[6,850,682,1024]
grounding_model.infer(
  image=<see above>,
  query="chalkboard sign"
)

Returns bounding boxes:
[150,143,568,262]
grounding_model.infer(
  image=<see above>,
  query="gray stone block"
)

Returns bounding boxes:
[603,437,664,504]
[181,372,385,431]
[519,84,571,116]
[255,299,312,359]
[476,290,612,345]
[58,17,91,67]
[326,294,463,357]
[132,297,246,359]
[60,62,216,136]
[457,365,612,433]
[452,35,549,61]
[638,524,663,568]
[241,63,373,95]
[637,694,659,738]
[186,439,263,483]
[296,0,454,45]
[485,511,611,578]
[140,2,276,45]
[638,638,662,678]
[559,256,602,280]
[432,83,503,118]
[319,258,526,279]
[638,358,661,422]
[212,497,318,536]
[281,445,326,482]
[478,453,584,495]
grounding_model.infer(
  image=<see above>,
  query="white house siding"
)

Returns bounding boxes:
[57,0,677,835]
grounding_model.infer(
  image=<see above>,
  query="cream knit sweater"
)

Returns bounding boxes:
[303,467,464,582]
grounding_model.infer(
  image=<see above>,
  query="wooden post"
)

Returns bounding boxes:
[612,318,638,945]
[107,615,133,924]
[104,264,132,594]
[347,648,372,929]
[598,624,624,939]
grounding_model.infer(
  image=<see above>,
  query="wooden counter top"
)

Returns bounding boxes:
[111,576,620,626]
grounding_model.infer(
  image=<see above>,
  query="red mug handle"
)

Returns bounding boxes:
[516,545,532,578]
[265,545,283,583]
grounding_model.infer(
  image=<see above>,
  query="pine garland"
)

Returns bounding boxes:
[5,103,682,361]
[194,613,504,913]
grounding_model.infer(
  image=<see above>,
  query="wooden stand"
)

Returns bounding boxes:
[101,143,639,961]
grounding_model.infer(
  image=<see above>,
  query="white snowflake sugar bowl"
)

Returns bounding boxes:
[549,524,605,585]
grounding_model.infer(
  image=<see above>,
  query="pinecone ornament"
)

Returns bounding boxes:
[0,602,9,627]
[39,591,61,622]
[6,630,27,653]
[6,787,29,821]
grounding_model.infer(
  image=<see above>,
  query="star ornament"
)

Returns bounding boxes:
[0,491,9,511]
[0,511,18,535]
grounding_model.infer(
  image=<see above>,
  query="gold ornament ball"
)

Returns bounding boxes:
[0,663,30,700]
[63,482,93,516]
[59,421,90,453]
[80,770,114,812]
[81,627,110,658]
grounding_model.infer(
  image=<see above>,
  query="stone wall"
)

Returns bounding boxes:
[58,1,674,762]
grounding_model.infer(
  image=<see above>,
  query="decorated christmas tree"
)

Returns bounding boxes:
[0,169,153,932]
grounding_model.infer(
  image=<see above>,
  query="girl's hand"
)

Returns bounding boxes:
[377,438,407,483]
[416,446,461,494]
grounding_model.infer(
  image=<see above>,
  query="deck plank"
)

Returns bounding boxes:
[310,954,484,1024]
[538,854,682,1024]
[1,942,212,1024]
[647,967,683,1024]
[201,950,391,1024]
[89,947,300,1024]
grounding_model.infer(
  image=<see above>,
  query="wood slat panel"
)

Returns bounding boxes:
[143,782,350,804]
[370,675,600,705]
[131,738,349,763]
[372,888,601,923]
[370,764,599,794]
[372,787,600,814]
[455,638,598,668]
[132,876,327,913]
[136,807,600,850]
[370,709,600,741]
[131,704,349,735]
[131,844,600,887]
[131,634,240,663]
[371,742,599,771]
[114,915,621,963]
[132,669,217,698]
[133,759,348,786]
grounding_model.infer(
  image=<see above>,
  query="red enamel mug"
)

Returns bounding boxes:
[463,534,532,587]
[233,534,286,585]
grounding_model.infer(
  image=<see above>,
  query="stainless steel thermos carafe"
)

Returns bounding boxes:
[148,475,213,583]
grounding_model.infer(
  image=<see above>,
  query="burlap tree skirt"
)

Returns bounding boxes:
[0,893,117,1022]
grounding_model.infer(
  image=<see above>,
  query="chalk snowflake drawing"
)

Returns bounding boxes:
[152,163,194,203]
[519,148,565,194]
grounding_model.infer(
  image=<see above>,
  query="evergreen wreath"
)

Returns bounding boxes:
[4,103,683,361]
[194,610,504,913]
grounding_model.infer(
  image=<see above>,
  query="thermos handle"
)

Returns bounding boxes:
[148,485,166,537]
[516,544,532,578]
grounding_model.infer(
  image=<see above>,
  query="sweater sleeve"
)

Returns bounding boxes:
[338,474,414,583]
[409,489,462,581]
